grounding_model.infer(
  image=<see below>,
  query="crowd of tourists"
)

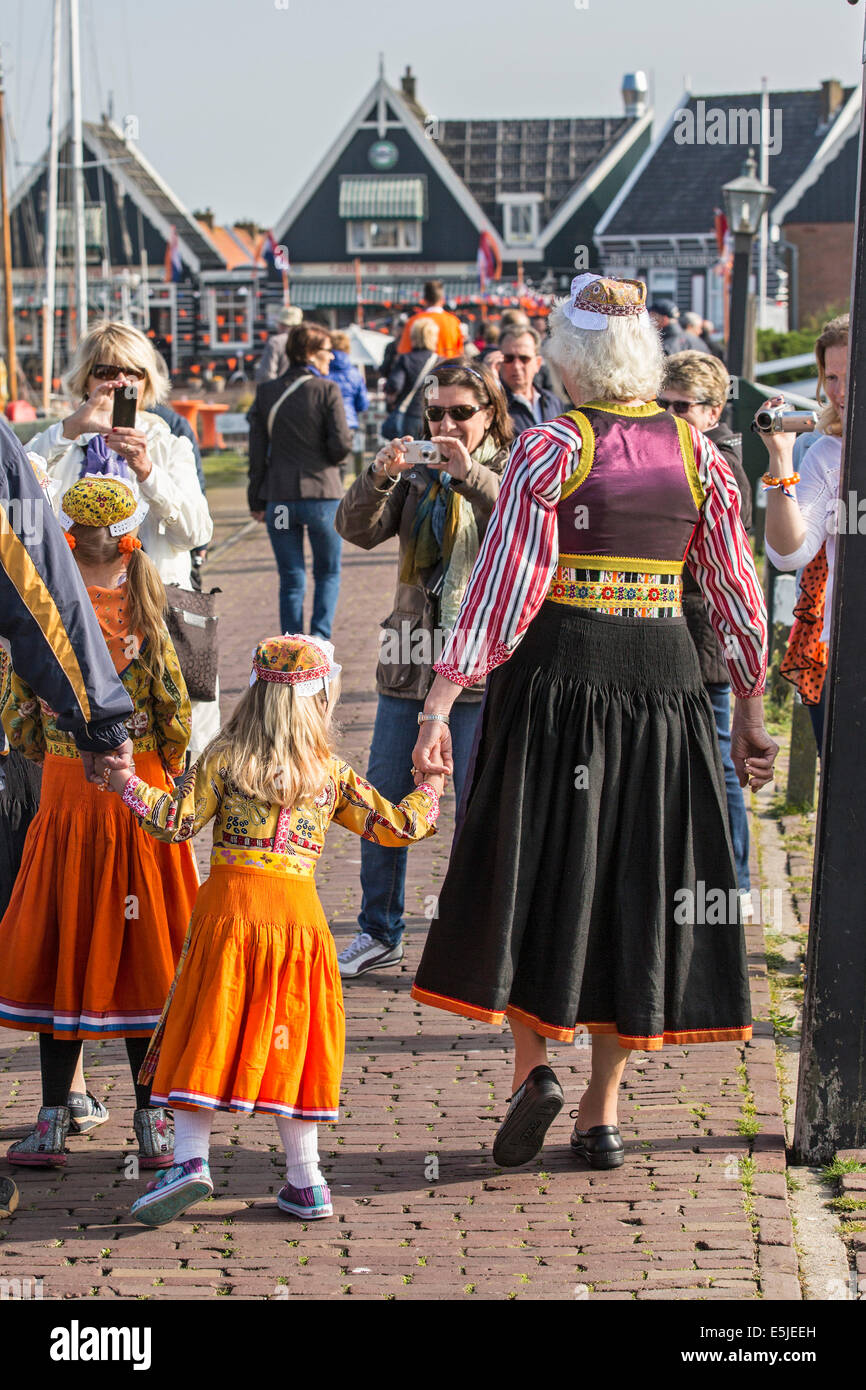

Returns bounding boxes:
[0,267,845,1229]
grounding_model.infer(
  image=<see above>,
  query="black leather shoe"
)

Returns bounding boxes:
[492,1065,564,1168]
[569,1113,625,1169]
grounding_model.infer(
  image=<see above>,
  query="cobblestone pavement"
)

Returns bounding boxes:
[0,480,799,1301]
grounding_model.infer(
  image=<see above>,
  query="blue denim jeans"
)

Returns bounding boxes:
[706,682,751,893]
[359,694,482,949]
[265,499,342,639]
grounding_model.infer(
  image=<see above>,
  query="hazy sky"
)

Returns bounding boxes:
[4,0,864,226]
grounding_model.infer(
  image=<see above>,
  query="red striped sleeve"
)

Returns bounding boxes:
[434,419,581,685]
[686,427,768,697]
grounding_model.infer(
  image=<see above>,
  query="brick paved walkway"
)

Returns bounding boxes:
[0,482,800,1301]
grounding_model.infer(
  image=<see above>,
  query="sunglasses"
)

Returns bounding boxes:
[92,363,147,381]
[425,404,487,422]
[501,353,536,365]
[656,396,713,415]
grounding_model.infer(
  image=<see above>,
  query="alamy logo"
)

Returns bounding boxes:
[2,498,44,545]
[50,1320,151,1371]
[674,884,782,926]
[673,101,782,155]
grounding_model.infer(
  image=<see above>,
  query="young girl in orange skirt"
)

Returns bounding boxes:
[0,474,198,1169]
[105,634,443,1225]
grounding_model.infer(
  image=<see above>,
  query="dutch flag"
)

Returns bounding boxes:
[477,230,501,294]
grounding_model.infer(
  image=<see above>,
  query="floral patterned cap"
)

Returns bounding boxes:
[250,633,342,697]
[59,474,148,538]
[562,274,648,332]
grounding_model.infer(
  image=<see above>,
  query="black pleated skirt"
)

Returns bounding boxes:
[0,749,42,920]
[411,603,752,1050]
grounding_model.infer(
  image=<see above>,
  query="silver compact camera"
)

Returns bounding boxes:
[403,440,443,467]
[752,404,817,434]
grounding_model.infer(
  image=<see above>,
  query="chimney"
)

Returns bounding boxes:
[820,78,844,126]
[194,207,215,229]
[401,66,416,103]
[622,71,648,120]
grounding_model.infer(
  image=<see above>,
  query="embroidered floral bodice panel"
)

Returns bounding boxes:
[1,638,190,775]
[121,756,439,877]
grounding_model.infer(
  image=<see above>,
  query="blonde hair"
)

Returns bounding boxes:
[545,303,665,403]
[70,526,168,682]
[330,330,351,352]
[201,676,341,808]
[63,321,169,409]
[410,316,440,351]
[663,350,730,408]
[815,314,849,437]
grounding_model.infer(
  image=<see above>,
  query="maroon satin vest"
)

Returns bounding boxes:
[556,404,704,570]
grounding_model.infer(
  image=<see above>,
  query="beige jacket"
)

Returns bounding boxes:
[336,449,508,701]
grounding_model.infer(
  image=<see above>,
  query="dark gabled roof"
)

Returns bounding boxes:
[437,115,636,235]
[84,120,225,270]
[783,124,858,224]
[601,88,857,238]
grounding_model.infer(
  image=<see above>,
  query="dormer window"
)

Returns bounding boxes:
[499,193,542,246]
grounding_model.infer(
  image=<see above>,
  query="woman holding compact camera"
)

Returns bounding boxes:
[334,359,513,978]
[760,313,849,749]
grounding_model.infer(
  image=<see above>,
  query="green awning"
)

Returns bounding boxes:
[291,282,360,307]
[338,177,427,220]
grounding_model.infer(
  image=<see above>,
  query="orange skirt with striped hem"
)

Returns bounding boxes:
[146,865,345,1121]
[0,752,197,1039]
[410,985,753,1052]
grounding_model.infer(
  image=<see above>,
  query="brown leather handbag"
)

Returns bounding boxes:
[163,584,221,702]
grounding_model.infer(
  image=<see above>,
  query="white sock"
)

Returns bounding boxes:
[276,1116,324,1189]
[173,1109,213,1165]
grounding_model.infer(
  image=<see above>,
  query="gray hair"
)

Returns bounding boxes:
[546,301,664,403]
[499,324,541,352]
[681,311,704,331]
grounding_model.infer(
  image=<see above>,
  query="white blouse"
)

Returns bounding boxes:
[29,412,213,589]
[764,433,841,643]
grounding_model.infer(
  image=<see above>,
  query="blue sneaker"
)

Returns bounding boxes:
[277,1181,332,1220]
[131,1158,213,1226]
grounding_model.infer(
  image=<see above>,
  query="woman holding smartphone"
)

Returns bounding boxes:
[27,322,215,758]
[333,359,512,978]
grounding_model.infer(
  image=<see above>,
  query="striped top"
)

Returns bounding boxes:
[434,414,768,698]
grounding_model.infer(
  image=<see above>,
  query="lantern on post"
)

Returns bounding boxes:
[721,150,774,379]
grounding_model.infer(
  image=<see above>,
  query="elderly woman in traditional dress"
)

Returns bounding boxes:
[27,321,216,758]
[410,275,778,1170]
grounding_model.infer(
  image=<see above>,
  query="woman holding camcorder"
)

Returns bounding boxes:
[759,314,849,749]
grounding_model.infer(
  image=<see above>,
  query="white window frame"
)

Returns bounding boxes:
[499,193,542,248]
[206,284,254,353]
[647,269,678,301]
[345,220,422,255]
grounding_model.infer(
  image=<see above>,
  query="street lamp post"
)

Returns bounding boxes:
[721,150,775,379]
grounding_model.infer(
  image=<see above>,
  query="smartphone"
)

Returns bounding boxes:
[112,384,138,429]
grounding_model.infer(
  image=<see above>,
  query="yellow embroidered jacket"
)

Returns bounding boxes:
[1,634,190,775]
[120,757,440,877]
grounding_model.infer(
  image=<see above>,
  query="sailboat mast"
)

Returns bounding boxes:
[68,0,87,341]
[43,0,62,411]
[0,49,18,401]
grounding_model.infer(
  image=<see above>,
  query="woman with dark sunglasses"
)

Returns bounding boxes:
[333,360,513,979]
